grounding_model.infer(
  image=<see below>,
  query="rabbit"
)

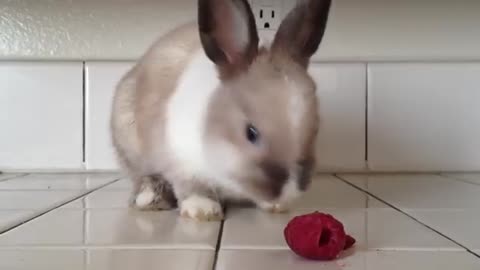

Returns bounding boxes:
[111,0,332,221]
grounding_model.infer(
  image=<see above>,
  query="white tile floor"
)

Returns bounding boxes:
[0,173,479,269]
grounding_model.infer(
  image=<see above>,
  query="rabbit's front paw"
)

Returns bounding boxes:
[257,202,290,213]
[180,195,224,221]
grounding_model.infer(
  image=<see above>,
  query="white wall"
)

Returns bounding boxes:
[1,0,480,61]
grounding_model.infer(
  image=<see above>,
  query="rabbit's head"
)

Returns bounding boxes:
[199,0,331,203]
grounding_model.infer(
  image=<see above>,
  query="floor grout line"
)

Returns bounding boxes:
[211,208,226,270]
[437,173,480,187]
[0,188,123,192]
[0,173,29,182]
[0,245,216,250]
[82,61,87,164]
[218,246,467,252]
[0,177,123,235]
[364,63,369,163]
[334,174,480,259]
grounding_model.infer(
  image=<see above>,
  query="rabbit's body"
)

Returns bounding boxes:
[112,23,249,207]
[113,24,213,179]
[111,0,332,221]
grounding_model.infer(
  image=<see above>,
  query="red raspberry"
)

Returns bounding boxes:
[284,212,355,260]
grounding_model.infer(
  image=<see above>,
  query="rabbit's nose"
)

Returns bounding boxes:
[261,161,289,198]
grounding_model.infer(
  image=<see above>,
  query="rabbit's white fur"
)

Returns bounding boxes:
[164,51,223,183]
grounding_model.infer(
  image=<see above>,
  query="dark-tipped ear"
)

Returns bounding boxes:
[271,0,332,68]
[198,0,259,77]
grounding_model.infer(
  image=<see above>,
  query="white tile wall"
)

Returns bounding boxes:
[85,62,134,170]
[0,62,83,170]
[311,64,366,171]
[368,63,480,171]
[3,61,480,172]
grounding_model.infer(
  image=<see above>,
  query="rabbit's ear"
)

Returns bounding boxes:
[198,0,259,77]
[272,0,332,68]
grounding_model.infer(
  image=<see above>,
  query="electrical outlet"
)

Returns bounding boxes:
[250,0,282,30]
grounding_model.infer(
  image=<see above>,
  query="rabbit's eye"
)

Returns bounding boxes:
[246,124,260,144]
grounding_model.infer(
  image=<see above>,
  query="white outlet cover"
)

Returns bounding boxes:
[250,0,283,30]
[253,6,281,30]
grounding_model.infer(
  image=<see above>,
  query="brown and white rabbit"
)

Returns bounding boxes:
[111,0,332,221]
